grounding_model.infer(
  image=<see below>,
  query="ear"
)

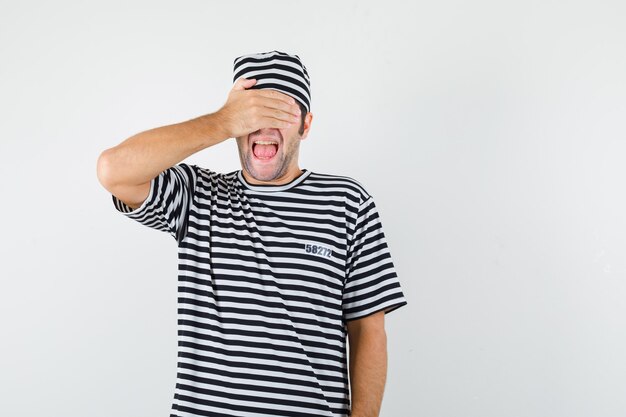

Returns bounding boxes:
[300,112,314,140]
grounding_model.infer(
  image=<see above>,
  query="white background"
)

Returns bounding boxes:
[1,1,625,416]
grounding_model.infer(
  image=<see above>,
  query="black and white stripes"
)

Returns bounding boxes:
[112,164,408,417]
[233,50,312,113]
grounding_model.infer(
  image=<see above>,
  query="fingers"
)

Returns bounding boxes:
[260,116,294,130]
[247,96,300,130]
[236,83,301,117]
[265,108,300,125]
[255,96,302,119]
[226,81,302,134]
[232,77,256,91]
[256,88,298,107]
[258,103,301,126]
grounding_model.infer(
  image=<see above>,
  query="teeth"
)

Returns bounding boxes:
[253,140,278,145]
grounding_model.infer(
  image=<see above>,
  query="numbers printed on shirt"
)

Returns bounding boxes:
[304,243,333,258]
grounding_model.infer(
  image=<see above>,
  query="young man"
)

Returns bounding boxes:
[97,50,408,417]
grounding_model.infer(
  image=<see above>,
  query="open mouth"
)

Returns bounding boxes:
[251,139,280,161]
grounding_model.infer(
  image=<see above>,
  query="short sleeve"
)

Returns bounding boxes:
[111,163,197,244]
[342,195,408,322]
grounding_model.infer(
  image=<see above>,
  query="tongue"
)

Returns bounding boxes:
[253,144,278,158]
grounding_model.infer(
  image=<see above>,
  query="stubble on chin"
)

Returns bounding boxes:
[254,155,288,181]
[239,149,283,182]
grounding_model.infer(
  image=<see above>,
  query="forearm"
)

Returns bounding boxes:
[98,112,228,187]
[348,327,388,417]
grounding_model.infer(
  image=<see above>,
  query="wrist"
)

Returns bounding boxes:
[196,112,230,146]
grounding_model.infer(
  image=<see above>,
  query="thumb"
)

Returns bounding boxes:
[232,77,256,91]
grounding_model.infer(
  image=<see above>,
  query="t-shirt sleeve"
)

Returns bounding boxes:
[111,163,197,244]
[342,195,408,322]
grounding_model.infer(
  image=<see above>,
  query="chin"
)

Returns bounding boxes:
[248,151,287,177]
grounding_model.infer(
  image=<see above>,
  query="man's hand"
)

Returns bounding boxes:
[215,77,302,139]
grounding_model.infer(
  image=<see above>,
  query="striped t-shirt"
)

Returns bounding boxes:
[111,163,408,417]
